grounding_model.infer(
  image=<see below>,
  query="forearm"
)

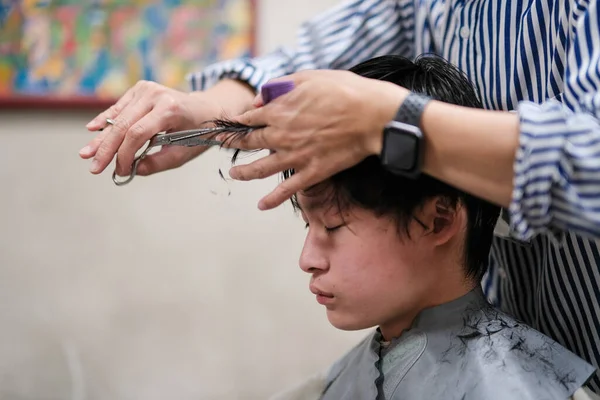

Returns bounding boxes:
[189,79,256,124]
[423,0,600,241]
[416,97,600,241]
[420,102,520,208]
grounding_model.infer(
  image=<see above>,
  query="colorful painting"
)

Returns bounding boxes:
[0,0,255,106]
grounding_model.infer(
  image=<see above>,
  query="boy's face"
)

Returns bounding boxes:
[297,189,444,338]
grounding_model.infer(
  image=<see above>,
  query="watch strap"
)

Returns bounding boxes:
[395,92,431,127]
[379,92,431,178]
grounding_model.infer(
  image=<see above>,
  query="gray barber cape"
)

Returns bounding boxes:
[321,288,596,400]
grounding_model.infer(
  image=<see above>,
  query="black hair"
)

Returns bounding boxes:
[216,54,500,281]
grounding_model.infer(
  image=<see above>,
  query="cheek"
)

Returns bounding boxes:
[328,240,375,283]
[333,232,428,302]
[366,235,424,278]
[323,230,434,330]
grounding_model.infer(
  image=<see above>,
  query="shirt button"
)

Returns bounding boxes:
[460,26,470,39]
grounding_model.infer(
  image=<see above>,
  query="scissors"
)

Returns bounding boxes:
[111,80,295,186]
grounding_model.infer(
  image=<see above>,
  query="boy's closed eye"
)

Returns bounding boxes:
[304,222,346,233]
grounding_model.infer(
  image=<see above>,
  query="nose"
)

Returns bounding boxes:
[299,230,330,274]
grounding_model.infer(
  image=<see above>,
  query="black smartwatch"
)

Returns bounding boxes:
[380,92,431,178]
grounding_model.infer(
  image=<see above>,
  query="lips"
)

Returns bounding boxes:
[309,284,334,298]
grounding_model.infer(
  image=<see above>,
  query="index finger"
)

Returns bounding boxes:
[90,98,153,174]
[257,168,319,210]
[86,86,137,131]
[115,108,167,176]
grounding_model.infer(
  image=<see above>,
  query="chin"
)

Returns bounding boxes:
[326,310,374,332]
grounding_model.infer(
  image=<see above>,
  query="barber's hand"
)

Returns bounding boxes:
[80,81,219,177]
[227,70,409,210]
[80,79,255,178]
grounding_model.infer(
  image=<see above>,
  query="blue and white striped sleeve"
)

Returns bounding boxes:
[510,0,600,242]
[187,0,416,92]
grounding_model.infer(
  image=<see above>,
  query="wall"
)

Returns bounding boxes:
[0,1,368,399]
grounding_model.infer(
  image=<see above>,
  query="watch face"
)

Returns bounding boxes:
[382,121,422,173]
[385,133,418,170]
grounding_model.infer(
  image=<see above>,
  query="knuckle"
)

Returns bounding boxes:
[252,128,265,142]
[255,166,268,179]
[137,80,162,94]
[279,133,294,149]
[145,80,163,93]
[154,83,166,94]
[89,134,105,148]
[136,79,150,88]
[113,118,130,133]
[162,97,180,113]
[94,143,111,160]
[107,104,121,116]
[128,123,147,140]
[277,183,294,199]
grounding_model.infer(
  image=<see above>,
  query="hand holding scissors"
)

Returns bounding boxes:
[109,81,295,186]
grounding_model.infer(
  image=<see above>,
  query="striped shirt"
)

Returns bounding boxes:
[189,0,600,392]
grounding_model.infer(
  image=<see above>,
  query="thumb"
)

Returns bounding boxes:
[233,106,268,128]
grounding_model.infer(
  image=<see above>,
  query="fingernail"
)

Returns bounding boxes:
[258,201,267,211]
[90,159,100,173]
[86,121,95,128]
[229,168,238,179]
[79,146,91,155]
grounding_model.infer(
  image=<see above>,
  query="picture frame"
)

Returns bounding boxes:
[0,0,257,109]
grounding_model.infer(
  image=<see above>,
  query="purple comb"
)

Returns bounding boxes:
[261,81,295,104]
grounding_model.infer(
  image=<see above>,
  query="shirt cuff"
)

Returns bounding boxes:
[186,58,272,93]
[508,101,567,245]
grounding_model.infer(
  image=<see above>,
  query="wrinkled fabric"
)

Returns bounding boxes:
[321,288,596,400]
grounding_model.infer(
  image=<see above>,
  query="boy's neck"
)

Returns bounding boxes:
[379,278,477,341]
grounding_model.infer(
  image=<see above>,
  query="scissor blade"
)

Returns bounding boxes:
[167,128,223,147]
[172,137,223,147]
[150,128,223,147]
[153,123,258,148]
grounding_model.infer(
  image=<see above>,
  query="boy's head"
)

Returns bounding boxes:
[286,55,501,338]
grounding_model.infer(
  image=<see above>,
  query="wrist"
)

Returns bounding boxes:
[366,81,409,156]
[190,79,256,120]
[379,91,432,178]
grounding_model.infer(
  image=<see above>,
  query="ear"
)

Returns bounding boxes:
[414,197,465,246]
